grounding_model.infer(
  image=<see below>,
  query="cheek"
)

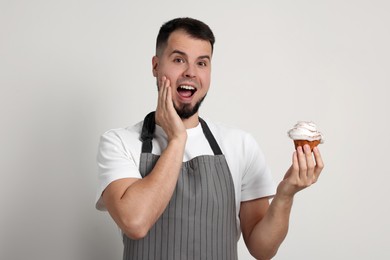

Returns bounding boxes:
[200,72,211,87]
[160,66,180,80]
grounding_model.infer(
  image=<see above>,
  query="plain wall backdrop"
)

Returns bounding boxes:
[1,0,389,259]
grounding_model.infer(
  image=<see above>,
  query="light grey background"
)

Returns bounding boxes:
[1,0,389,259]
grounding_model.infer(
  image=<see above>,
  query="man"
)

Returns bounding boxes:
[96,17,324,260]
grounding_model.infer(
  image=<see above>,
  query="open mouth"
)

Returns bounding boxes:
[177,85,197,98]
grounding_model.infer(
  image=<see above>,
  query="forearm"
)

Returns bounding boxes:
[107,137,186,239]
[244,146,324,259]
[246,194,293,260]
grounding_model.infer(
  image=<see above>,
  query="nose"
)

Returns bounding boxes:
[183,64,196,78]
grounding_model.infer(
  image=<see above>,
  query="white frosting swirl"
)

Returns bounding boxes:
[288,121,324,142]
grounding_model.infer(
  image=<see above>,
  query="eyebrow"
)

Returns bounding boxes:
[170,49,211,61]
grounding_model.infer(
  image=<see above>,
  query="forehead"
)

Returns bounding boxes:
[163,30,212,57]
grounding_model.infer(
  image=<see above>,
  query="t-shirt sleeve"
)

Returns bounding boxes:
[240,134,276,201]
[95,129,141,210]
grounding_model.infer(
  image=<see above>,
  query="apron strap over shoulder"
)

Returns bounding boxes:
[199,117,223,155]
[141,111,155,153]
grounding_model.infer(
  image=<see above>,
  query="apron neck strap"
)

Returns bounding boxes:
[141,111,223,155]
[141,112,155,153]
[199,117,222,155]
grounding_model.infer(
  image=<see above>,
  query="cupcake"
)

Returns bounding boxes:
[288,121,324,150]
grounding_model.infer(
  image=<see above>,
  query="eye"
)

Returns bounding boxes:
[173,57,185,63]
[198,60,208,67]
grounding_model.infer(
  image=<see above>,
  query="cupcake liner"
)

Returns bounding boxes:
[293,140,321,150]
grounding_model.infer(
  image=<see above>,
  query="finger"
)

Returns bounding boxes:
[166,85,173,107]
[158,76,166,92]
[313,146,324,180]
[163,78,172,109]
[292,151,299,172]
[160,76,169,109]
[296,146,308,180]
[287,151,299,180]
[303,144,315,181]
[157,76,165,101]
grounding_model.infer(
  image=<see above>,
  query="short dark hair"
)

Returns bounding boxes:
[156,17,215,56]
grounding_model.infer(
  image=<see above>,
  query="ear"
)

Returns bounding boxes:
[152,56,159,77]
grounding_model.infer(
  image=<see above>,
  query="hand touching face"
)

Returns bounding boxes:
[155,76,187,141]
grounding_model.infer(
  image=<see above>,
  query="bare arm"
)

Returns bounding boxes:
[241,145,324,259]
[240,194,292,260]
[102,77,187,239]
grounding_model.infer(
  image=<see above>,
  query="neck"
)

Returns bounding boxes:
[182,113,200,129]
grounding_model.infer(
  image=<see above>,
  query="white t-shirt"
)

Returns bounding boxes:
[96,119,276,226]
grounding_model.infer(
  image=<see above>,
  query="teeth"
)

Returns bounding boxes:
[179,85,195,90]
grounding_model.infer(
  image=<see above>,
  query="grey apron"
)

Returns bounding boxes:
[123,112,237,260]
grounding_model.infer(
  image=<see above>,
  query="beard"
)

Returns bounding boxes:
[174,94,207,119]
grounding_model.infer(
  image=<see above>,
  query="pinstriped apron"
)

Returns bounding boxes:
[123,112,237,260]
